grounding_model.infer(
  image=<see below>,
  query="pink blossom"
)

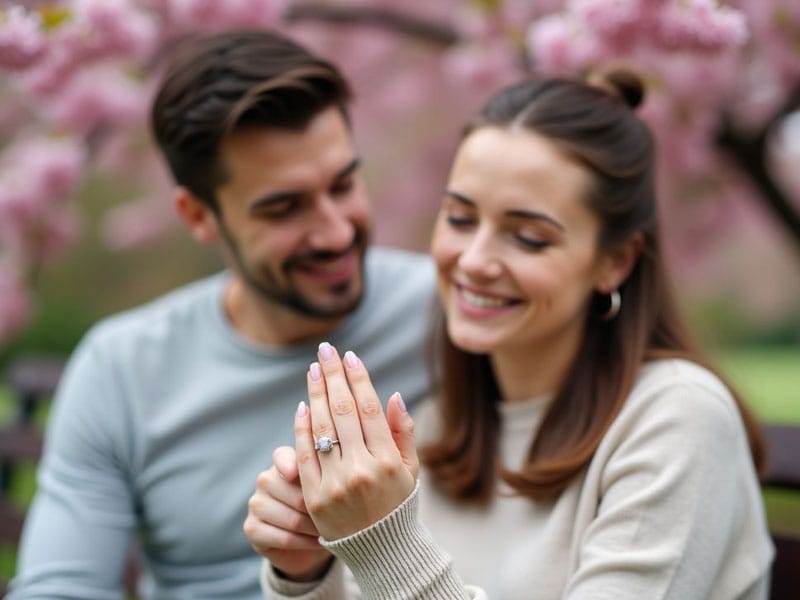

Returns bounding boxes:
[727,56,787,129]
[639,93,718,176]
[528,14,607,75]
[442,38,521,93]
[43,66,147,136]
[656,0,748,52]
[0,4,46,71]
[19,37,82,97]
[0,135,86,232]
[503,0,563,24]
[68,0,158,62]
[639,49,739,107]
[574,0,644,47]
[734,0,800,86]
[101,195,179,250]
[165,0,285,33]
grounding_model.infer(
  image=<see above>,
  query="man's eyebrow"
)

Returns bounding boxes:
[445,190,564,231]
[335,157,361,181]
[249,190,304,212]
[249,157,362,211]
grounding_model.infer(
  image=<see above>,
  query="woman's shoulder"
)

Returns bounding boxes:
[613,358,745,446]
[635,357,730,397]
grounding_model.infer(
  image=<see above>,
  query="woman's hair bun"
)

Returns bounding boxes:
[587,67,645,110]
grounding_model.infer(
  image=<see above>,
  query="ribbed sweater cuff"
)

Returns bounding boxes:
[321,482,468,599]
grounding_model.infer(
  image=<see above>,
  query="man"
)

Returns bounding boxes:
[9,29,435,599]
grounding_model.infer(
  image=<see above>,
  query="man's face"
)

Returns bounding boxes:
[213,107,371,319]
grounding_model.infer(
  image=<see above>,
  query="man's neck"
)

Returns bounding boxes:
[223,278,343,347]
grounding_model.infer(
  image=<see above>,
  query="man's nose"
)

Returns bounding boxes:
[306,196,355,252]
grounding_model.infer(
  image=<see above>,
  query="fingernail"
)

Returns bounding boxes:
[309,362,321,381]
[394,392,407,413]
[296,400,307,417]
[318,341,334,361]
[344,350,360,369]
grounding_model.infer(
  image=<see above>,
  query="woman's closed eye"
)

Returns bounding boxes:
[515,234,549,250]
[446,214,475,227]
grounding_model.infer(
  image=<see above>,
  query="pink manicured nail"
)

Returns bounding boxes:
[296,401,307,417]
[309,362,322,381]
[318,342,334,361]
[394,392,407,413]
[344,350,360,369]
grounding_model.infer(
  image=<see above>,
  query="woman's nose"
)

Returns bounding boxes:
[457,230,502,280]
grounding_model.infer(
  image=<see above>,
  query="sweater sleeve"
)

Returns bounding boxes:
[564,371,772,600]
[321,482,480,600]
[9,331,138,598]
[259,483,484,600]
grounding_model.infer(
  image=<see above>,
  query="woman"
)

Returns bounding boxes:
[243,70,774,599]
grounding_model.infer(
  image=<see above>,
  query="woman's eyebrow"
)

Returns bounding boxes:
[445,190,564,231]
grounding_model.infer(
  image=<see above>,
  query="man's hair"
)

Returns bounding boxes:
[151,29,352,210]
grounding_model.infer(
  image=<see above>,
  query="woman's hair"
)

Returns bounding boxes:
[420,69,767,504]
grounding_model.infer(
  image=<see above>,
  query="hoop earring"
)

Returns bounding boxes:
[599,289,621,321]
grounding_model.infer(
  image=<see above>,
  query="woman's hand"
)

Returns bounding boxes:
[243,446,333,581]
[296,342,418,541]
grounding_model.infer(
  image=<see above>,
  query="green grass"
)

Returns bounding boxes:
[716,346,800,538]
[717,347,800,425]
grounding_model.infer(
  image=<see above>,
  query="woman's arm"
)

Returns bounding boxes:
[290,342,476,600]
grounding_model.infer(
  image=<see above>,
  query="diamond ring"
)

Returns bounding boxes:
[314,436,340,453]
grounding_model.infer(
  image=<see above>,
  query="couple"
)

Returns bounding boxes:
[12,29,773,599]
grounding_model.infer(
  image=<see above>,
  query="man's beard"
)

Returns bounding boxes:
[219,222,368,319]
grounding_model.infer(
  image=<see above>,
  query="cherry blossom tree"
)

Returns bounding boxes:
[1,0,799,347]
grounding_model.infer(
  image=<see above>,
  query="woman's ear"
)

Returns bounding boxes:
[597,232,644,293]
[174,187,220,244]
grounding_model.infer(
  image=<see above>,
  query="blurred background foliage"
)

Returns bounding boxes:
[0,4,797,391]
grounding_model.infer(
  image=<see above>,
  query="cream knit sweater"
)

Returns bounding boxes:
[263,359,774,599]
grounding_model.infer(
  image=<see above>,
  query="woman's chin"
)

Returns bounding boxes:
[448,329,495,356]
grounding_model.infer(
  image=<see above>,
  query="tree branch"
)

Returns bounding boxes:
[717,82,800,255]
[285,4,460,46]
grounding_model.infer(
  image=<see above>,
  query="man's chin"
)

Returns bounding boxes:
[300,288,364,320]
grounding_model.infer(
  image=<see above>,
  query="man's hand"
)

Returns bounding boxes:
[243,446,333,581]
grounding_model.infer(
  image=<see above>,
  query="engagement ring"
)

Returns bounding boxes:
[314,436,339,453]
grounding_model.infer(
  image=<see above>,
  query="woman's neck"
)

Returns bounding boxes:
[490,329,583,403]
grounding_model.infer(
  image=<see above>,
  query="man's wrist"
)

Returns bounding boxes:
[273,557,334,583]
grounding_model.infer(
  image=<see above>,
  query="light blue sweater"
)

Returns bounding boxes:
[10,247,437,600]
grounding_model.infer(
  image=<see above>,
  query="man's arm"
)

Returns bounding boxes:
[8,332,138,599]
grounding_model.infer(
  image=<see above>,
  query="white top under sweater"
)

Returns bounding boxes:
[262,359,774,599]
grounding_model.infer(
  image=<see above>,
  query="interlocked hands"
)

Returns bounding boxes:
[243,342,418,581]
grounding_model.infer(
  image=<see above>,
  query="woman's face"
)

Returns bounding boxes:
[430,126,620,362]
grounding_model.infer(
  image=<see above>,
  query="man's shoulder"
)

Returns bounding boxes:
[85,272,226,349]
[344,247,436,339]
